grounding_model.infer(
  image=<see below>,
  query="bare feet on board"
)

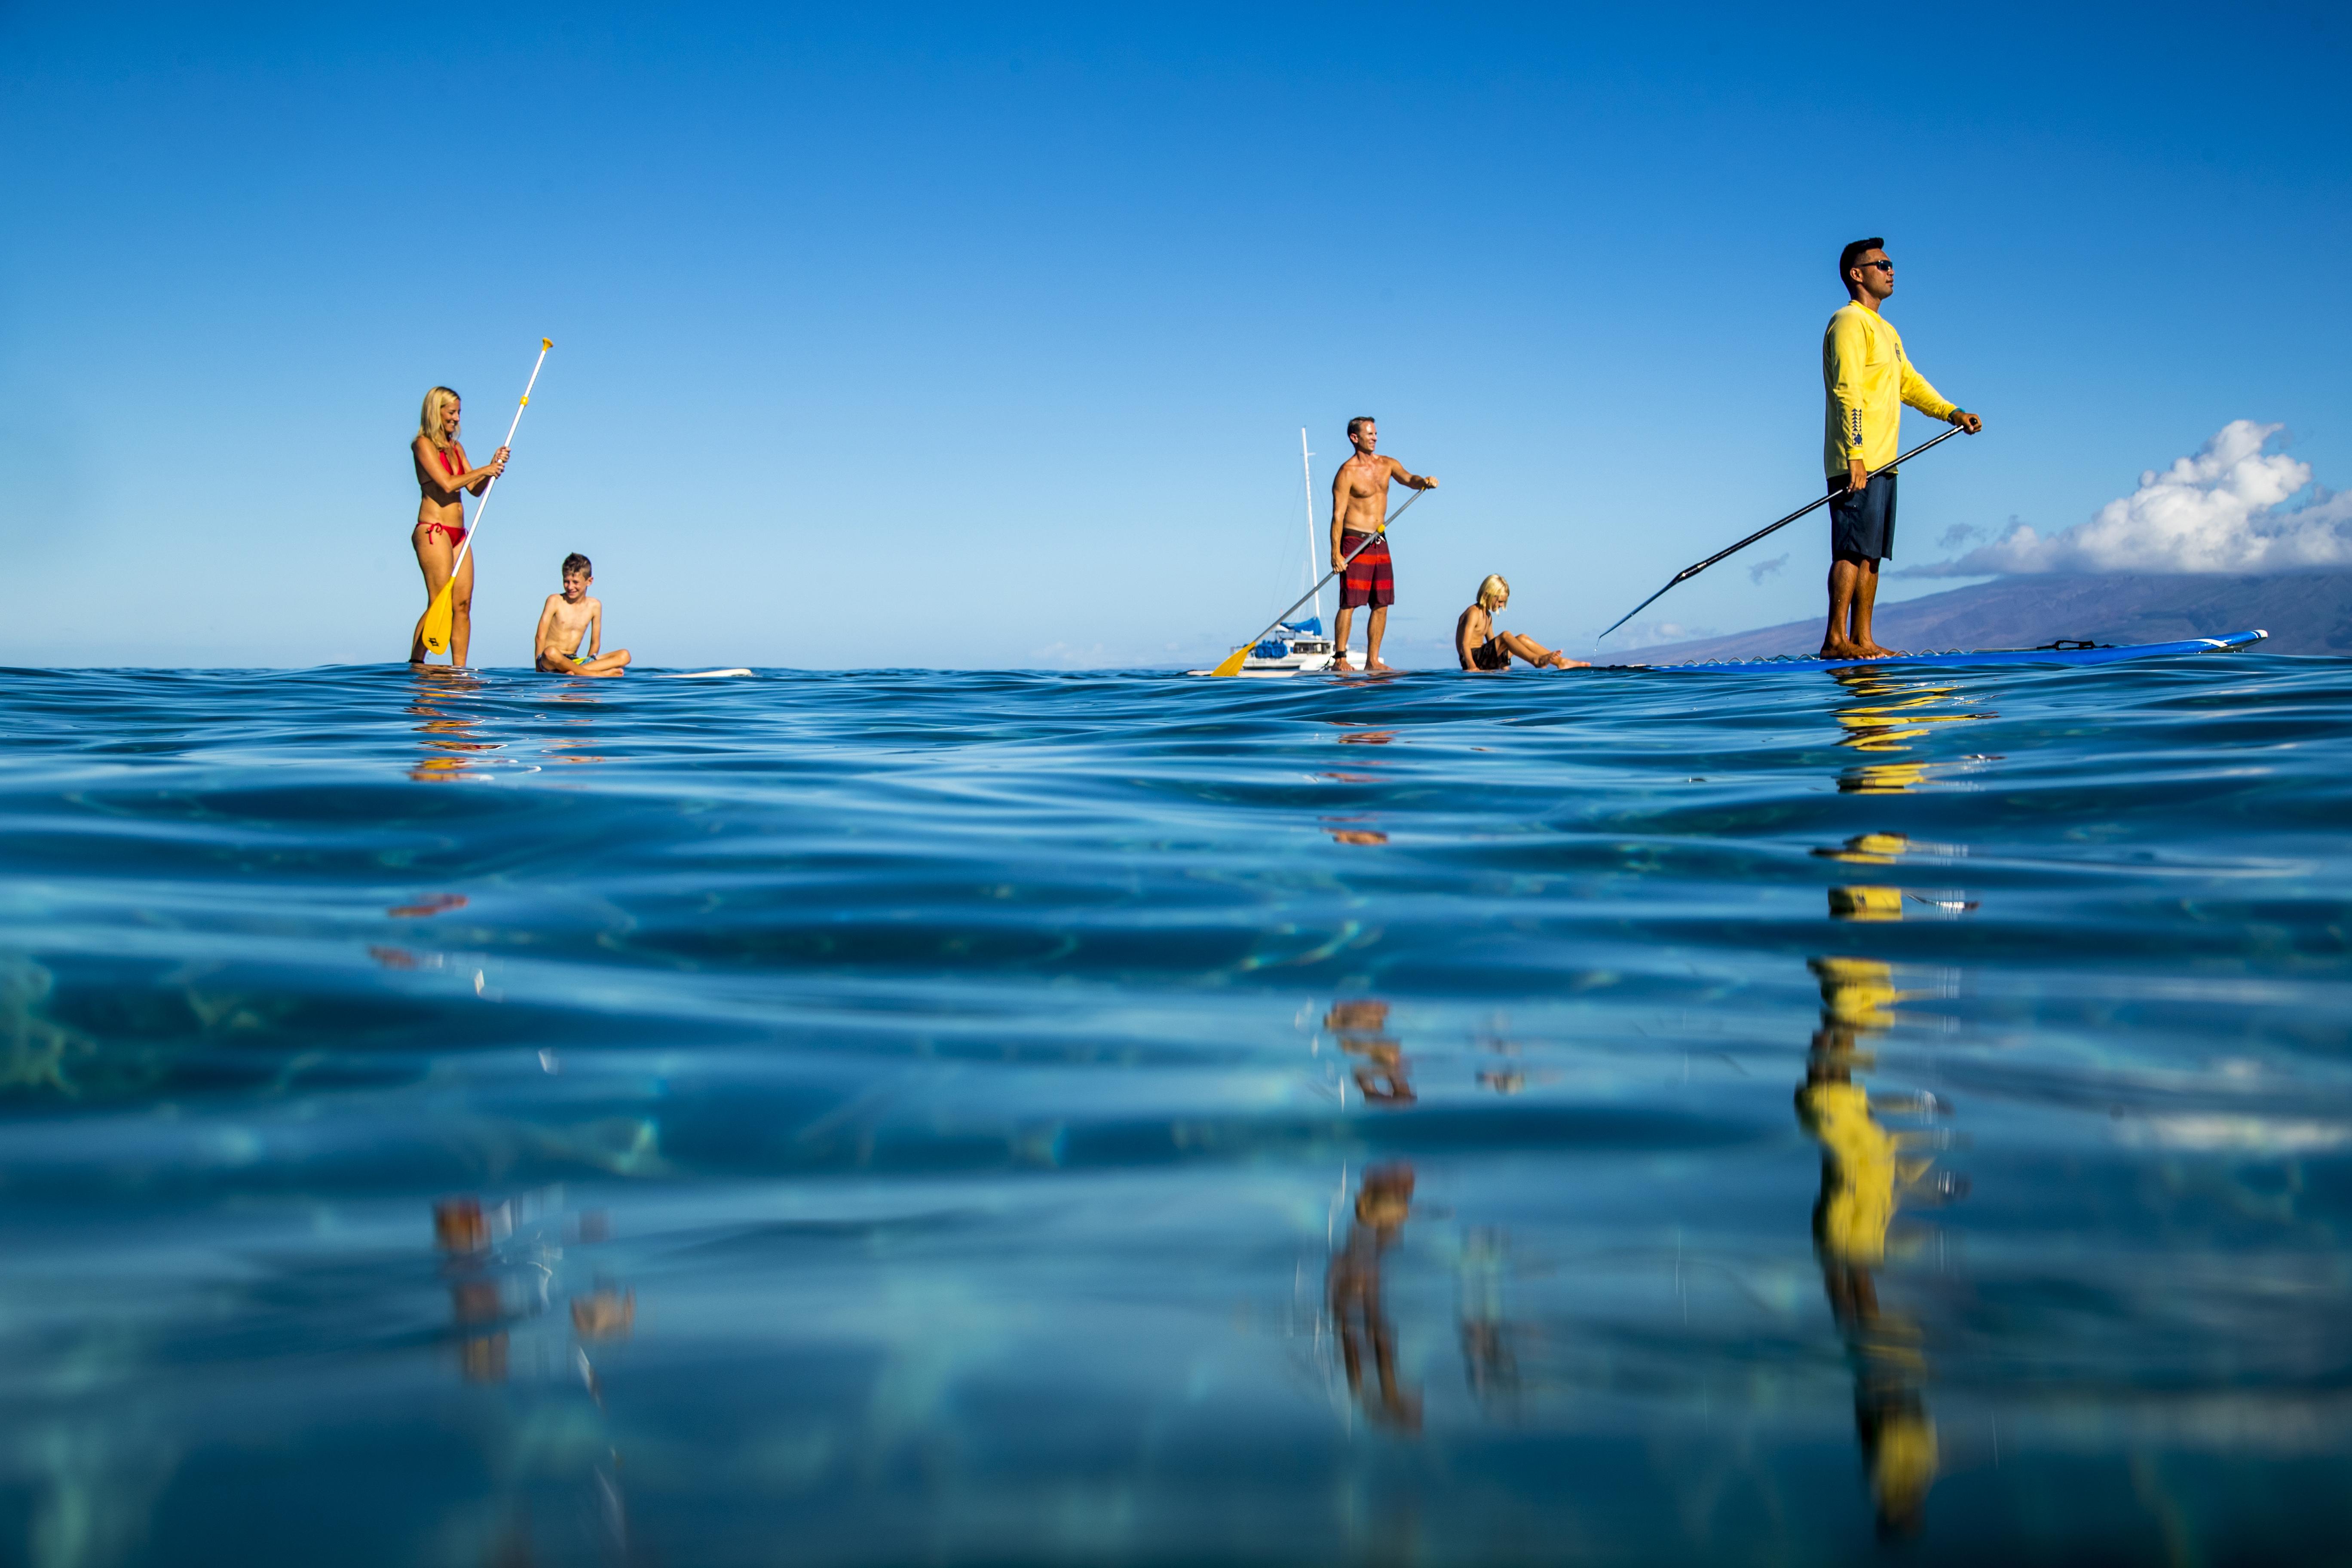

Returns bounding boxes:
[1820,637,1905,660]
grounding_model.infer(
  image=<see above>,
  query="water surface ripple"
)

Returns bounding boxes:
[2,658,2348,1564]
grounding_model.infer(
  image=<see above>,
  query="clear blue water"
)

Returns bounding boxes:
[2,657,2348,1565]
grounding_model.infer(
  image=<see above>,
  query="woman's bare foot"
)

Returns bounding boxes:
[1331,655,1355,673]
[1366,656,1395,672]
[1819,637,1869,660]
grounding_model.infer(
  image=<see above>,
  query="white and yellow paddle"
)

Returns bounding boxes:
[1206,486,1429,677]
[420,337,552,657]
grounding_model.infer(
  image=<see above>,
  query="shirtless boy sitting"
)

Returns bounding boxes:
[1455,575,1587,671]
[534,553,632,677]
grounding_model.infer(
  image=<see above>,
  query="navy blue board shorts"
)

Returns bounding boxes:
[1828,468,1898,562]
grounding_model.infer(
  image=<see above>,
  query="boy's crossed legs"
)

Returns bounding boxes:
[538,648,632,677]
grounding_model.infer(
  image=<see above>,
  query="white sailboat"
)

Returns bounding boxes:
[1187,429,1337,677]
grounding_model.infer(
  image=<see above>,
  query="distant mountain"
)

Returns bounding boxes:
[1624,570,2352,662]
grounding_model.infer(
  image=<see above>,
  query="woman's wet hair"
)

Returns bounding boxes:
[1477,573,1510,610]
[418,386,461,449]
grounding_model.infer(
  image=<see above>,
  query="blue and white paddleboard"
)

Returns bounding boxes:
[1613,629,2268,673]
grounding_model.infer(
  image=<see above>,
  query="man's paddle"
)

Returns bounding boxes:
[1595,424,1966,645]
[1207,487,1429,677]
[420,338,553,658]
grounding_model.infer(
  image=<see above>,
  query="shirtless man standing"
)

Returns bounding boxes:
[1329,417,1436,673]
[533,553,632,677]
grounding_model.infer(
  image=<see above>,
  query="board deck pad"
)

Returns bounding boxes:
[1607,629,2268,672]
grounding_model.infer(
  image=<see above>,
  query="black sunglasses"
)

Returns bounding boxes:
[1859,258,1894,271]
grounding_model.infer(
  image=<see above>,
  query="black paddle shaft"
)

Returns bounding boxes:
[1233,485,1429,653]
[1596,425,1967,643]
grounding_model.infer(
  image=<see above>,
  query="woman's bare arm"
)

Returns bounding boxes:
[414,435,507,496]
[450,440,510,496]
[462,441,508,496]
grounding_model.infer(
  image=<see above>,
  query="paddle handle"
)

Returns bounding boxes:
[447,338,552,579]
[1597,424,1966,642]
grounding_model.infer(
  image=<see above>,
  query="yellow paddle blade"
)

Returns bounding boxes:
[419,579,456,656]
[1207,642,1254,678]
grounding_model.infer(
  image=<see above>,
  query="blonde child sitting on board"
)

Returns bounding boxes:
[534,553,632,677]
[1455,575,1587,671]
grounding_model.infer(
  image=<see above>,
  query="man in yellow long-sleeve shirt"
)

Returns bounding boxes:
[1821,239,1982,658]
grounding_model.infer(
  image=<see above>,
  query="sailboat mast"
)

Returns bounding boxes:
[1300,427,1320,626]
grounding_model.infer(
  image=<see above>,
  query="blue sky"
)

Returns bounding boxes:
[3,3,2346,668]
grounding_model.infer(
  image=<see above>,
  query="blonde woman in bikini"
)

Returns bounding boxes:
[1455,575,1587,671]
[409,386,508,666]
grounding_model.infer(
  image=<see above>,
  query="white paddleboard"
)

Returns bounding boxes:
[656,668,755,680]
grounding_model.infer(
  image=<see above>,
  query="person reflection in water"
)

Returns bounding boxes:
[1327,1162,1422,1430]
[1798,958,1963,1537]
[1457,1227,1519,1403]
[407,677,497,783]
[1326,999,1415,1106]
[1829,667,1994,795]
[435,1196,510,1383]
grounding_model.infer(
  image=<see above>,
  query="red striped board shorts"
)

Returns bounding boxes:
[1339,533,1393,608]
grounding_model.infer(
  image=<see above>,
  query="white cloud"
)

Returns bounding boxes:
[1607,619,1716,649]
[1026,640,1116,668]
[1930,420,2352,575]
[2117,1114,2352,1155]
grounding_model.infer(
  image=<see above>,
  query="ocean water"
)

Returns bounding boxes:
[1,655,2347,1566]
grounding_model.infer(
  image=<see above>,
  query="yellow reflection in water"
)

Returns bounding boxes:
[1798,956,1964,1537]
[1840,762,1929,795]
[1822,832,1982,921]
[1828,668,1996,794]
[1816,832,1912,866]
[1828,885,1907,921]
[407,671,498,783]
